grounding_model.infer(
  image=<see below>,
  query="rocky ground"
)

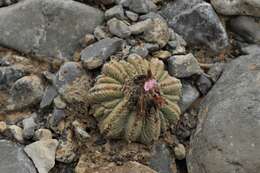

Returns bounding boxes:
[0,0,259,173]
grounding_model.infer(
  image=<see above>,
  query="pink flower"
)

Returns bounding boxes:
[144,79,157,92]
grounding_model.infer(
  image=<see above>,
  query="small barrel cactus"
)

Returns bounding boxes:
[88,55,182,144]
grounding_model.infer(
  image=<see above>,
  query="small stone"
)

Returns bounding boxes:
[94,26,111,40]
[72,120,91,142]
[130,46,149,57]
[105,5,125,20]
[107,18,131,38]
[174,143,186,160]
[40,85,58,109]
[54,96,67,109]
[144,43,160,52]
[49,108,66,130]
[6,125,24,143]
[179,82,200,112]
[7,75,44,110]
[0,121,7,133]
[152,50,171,59]
[118,0,157,14]
[168,53,202,78]
[126,10,139,21]
[22,114,37,140]
[80,38,123,70]
[129,19,153,35]
[207,63,225,82]
[34,129,52,141]
[168,32,187,55]
[24,139,59,173]
[143,17,170,47]
[80,34,96,47]
[196,74,212,95]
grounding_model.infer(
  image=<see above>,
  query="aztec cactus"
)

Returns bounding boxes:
[88,55,182,144]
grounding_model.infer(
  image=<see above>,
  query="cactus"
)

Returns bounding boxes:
[88,55,182,144]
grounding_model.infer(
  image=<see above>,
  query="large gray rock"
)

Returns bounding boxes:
[160,0,228,53]
[187,48,260,173]
[211,0,260,17]
[230,16,260,44]
[0,0,104,60]
[0,140,37,173]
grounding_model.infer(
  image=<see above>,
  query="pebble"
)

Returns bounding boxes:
[105,5,125,20]
[130,46,149,57]
[34,129,53,141]
[126,10,139,21]
[80,34,96,47]
[6,125,24,143]
[174,143,186,160]
[54,96,67,109]
[0,121,7,133]
[107,18,131,38]
[40,85,58,109]
[207,63,225,82]
[152,50,171,60]
[94,26,111,40]
[119,0,157,14]
[72,120,91,142]
[167,53,202,78]
[22,114,37,140]
[129,19,153,35]
[49,108,66,130]
[196,74,212,95]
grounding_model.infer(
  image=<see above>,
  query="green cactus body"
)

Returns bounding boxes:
[88,55,182,144]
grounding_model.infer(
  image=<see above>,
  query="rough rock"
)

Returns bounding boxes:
[149,143,173,173]
[195,74,212,95]
[49,108,66,130]
[230,16,260,44]
[22,114,37,139]
[130,46,149,57]
[167,31,187,55]
[24,139,59,173]
[105,5,125,20]
[0,121,7,133]
[187,48,260,173]
[54,96,67,109]
[5,125,24,143]
[211,0,260,17]
[174,143,186,160]
[80,34,96,47]
[168,53,202,78]
[80,38,123,70]
[129,19,153,35]
[0,0,104,60]
[0,65,27,89]
[107,18,131,38]
[207,63,225,83]
[118,0,157,14]
[0,140,37,173]
[161,0,228,53]
[34,129,52,141]
[40,85,58,109]
[153,50,171,60]
[126,10,139,21]
[179,82,200,112]
[7,75,44,110]
[72,120,91,142]
[94,26,111,40]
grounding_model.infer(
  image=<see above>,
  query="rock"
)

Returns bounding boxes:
[168,53,202,78]
[143,17,170,48]
[7,75,44,110]
[129,19,153,35]
[107,18,131,38]
[34,129,52,141]
[241,44,260,55]
[174,144,186,160]
[80,34,96,47]
[40,85,58,109]
[130,46,149,57]
[144,43,160,52]
[126,10,139,21]
[161,0,228,53]
[211,0,260,17]
[72,120,91,142]
[0,121,7,133]
[105,5,125,20]
[118,0,157,14]
[187,50,260,173]
[0,140,37,173]
[22,114,37,140]
[56,140,76,163]
[149,143,173,173]
[80,38,123,70]
[196,74,212,95]
[49,108,66,130]
[24,139,59,173]
[76,161,158,173]
[152,50,171,60]
[6,125,24,143]
[0,65,27,89]
[230,16,260,44]
[0,0,104,60]
[94,26,111,40]
[179,82,200,112]
[97,0,115,5]
[207,63,225,82]
[167,32,187,55]
[54,96,67,109]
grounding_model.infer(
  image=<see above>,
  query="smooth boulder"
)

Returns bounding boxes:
[187,48,260,173]
[0,0,104,60]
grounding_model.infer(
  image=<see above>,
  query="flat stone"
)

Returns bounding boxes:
[40,85,58,109]
[24,139,59,173]
[187,48,260,173]
[161,0,228,53]
[107,18,131,38]
[80,38,123,70]
[126,10,139,21]
[34,128,52,141]
[230,16,260,44]
[0,140,37,173]
[0,0,104,60]
[105,5,125,20]
[207,62,225,83]
[7,75,44,110]
[211,0,260,17]
[168,53,202,78]
[129,19,153,35]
